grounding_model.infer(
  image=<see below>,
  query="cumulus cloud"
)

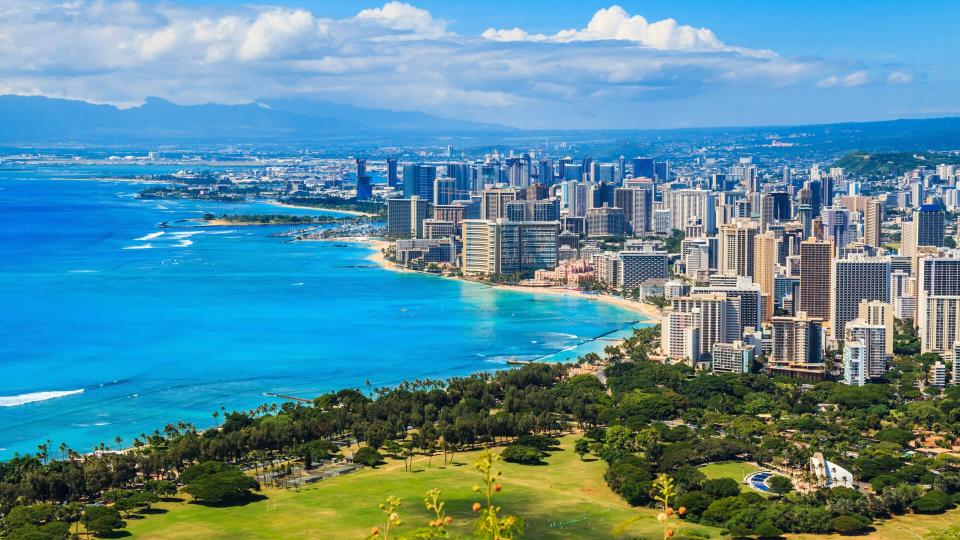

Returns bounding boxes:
[0,0,889,127]
[482,5,774,58]
[356,1,447,38]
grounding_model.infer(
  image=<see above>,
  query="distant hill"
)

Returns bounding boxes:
[0,95,512,145]
[832,151,960,178]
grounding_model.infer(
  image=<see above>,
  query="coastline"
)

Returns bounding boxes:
[266,201,376,217]
[330,236,661,323]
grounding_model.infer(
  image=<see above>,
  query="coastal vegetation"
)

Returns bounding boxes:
[201,213,348,225]
[2,325,959,538]
[277,195,385,217]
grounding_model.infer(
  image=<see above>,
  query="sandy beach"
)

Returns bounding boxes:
[266,201,376,217]
[334,236,662,323]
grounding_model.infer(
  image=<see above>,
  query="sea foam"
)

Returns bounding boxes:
[135,231,165,241]
[122,244,153,250]
[0,389,84,407]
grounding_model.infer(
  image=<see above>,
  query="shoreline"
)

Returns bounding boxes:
[266,201,376,217]
[328,236,661,323]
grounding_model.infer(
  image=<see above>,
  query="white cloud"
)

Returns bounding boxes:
[0,0,901,127]
[842,70,869,87]
[236,9,319,61]
[817,70,869,88]
[482,5,774,58]
[355,1,447,38]
[887,70,913,84]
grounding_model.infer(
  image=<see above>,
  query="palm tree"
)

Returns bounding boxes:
[114,436,123,451]
[212,411,219,426]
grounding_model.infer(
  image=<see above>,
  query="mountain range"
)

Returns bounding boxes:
[0,95,512,145]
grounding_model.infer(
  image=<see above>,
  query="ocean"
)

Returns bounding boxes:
[0,162,645,458]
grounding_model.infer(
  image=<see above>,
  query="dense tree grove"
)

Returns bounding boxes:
[1,324,959,537]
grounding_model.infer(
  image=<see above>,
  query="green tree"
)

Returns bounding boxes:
[768,475,793,495]
[82,506,125,537]
[574,438,590,461]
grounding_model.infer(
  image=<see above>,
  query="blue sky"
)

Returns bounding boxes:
[1,1,957,129]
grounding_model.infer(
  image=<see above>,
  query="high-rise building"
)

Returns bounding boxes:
[712,341,754,374]
[385,158,399,189]
[842,341,867,386]
[857,300,894,357]
[403,163,437,200]
[691,277,763,335]
[632,157,654,179]
[916,204,946,248]
[387,196,430,239]
[864,199,883,248]
[822,206,852,256]
[799,239,833,321]
[930,361,948,387]
[664,189,716,234]
[538,159,554,184]
[661,310,700,361]
[480,188,518,221]
[433,178,457,206]
[845,319,888,380]
[653,161,670,182]
[618,251,670,290]
[586,205,627,238]
[770,311,825,367]
[754,232,778,322]
[831,257,891,341]
[461,219,559,276]
[917,253,960,355]
[669,293,742,357]
[614,187,653,237]
[719,219,758,278]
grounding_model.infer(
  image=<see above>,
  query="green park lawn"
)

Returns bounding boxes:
[125,435,723,539]
[697,461,761,491]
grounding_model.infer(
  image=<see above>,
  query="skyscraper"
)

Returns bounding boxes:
[822,205,852,256]
[798,239,833,321]
[403,163,437,200]
[665,188,716,234]
[462,219,559,276]
[480,188,518,221]
[754,232,778,322]
[386,158,399,189]
[831,257,891,341]
[916,204,946,248]
[718,219,758,278]
[917,254,960,355]
[387,197,430,239]
[632,157,654,179]
[864,198,883,248]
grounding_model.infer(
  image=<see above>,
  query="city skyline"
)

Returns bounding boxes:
[1,1,958,129]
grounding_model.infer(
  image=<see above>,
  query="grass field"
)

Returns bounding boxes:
[793,508,960,540]
[125,435,724,539]
[697,461,761,491]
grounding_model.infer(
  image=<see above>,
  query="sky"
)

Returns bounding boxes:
[0,0,957,129]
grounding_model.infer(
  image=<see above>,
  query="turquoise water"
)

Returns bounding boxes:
[0,163,644,458]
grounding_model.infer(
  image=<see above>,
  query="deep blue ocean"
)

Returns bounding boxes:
[0,163,642,458]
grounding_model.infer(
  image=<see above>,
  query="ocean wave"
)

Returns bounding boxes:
[0,389,84,407]
[205,230,236,235]
[175,239,193,247]
[68,269,99,274]
[290,282,304,286]
[135,231,165,241]
[168,231,203,239]
[122,244,153,250]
